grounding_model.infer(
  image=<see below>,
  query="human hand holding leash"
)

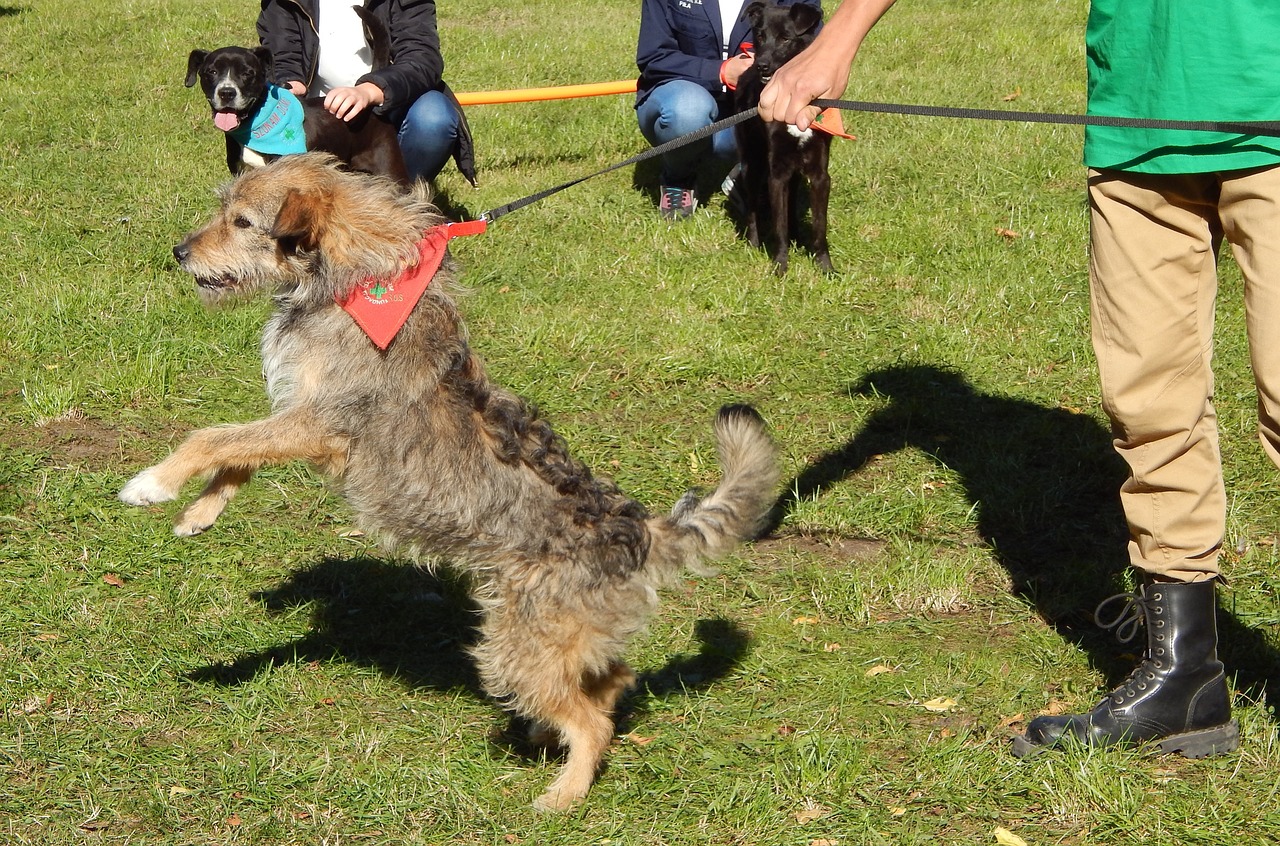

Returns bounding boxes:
[758,0,897,129]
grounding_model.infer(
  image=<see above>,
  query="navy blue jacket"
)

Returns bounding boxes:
[636,0,821,108]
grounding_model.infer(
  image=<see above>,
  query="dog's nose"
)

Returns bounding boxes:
[173,243,190,264]
[216,85,237,101]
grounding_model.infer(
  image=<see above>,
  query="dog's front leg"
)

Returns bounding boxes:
[767,162,792,275]
[119,409,347,533]
[172,466,254,536]
[807,144,834,273]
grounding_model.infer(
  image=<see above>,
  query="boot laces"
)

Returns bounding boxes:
[1093,591,1147,644]
[1094,590,1166,704]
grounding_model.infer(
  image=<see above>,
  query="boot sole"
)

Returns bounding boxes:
[1010,719,1239,759]
[1154,719,1240,758]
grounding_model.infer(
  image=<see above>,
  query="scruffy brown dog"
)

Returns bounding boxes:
[119,154,779,811]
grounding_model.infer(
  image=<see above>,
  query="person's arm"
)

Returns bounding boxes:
[636,0,726,95]
[257,0,309,92]
[358,0,445,115]
[758,0,897,128]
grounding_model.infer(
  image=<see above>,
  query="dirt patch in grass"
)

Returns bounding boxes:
[755,530,887,564]
[3,411,167,472]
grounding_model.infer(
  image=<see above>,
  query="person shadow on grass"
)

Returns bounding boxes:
[764,362,1280,706]
[186,556,751,761]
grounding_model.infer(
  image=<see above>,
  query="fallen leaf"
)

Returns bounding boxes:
[809,840,839,846]
[795,802,830,824]
[79,819,109,832]
[939,728,954,738]
[338,528,365,538]
[169,786,195,797]
[498,286,511,294]
[792,616,819,625]
[777,724,796,736]
[921,697,957,712]
[995,227,1021,240]
[994,826,1028,846]
[623,732,655,746]
[889,806,907,817]
[227,814,242,827]
[1002,87,1022,101]
[997,713,1025,728]
[103,573,125,587]
[865,665,895,677]
[34,633,59,642]
[822,642,841,652]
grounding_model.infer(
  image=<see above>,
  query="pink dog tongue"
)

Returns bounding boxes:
[213,111,241,131]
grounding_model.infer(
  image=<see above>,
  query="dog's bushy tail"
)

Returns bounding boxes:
[646,405,780,581]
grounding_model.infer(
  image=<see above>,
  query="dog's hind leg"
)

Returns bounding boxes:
[530,684,617,812]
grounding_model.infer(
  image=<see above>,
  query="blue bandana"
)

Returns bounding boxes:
[228,84,307,156]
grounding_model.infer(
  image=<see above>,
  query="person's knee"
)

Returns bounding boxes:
[401,92,458,140]
[643,83,718,139]
[397,91,461,181]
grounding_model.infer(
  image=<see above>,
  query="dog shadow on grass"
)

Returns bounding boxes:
[765,362,1280,703]
[187,556,750,759]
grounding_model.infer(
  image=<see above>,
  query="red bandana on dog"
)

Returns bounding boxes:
[339,220,487,349]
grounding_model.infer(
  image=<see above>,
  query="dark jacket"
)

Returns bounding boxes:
[258,0,476,186]
[258,0,444,117]
[636,0,821,108]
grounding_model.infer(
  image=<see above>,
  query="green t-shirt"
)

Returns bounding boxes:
[1085,0,1280,173]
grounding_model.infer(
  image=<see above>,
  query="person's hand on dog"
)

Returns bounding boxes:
[285,80,307,97]
[720,52,755,89]
[323,82,386,121]
[759,0,897,129]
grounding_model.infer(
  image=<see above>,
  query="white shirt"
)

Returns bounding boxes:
[719,0,749,58]
[313,0,374,95]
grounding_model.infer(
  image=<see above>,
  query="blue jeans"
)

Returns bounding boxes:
[396,88,463,183]
[636,80,737,188]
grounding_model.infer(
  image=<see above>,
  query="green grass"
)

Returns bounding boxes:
[4,0,1280,842]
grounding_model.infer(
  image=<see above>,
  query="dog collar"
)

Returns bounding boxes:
[225,84,307,156]
[339,220,488,350]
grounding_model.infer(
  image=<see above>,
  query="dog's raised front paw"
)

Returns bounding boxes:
[118,469,178,506]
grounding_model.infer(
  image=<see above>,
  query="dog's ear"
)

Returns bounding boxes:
[788,2,822,37]
[185,50,208,88]
[271,188,332,255]
[252,45,273,75]
[744,0,768,31]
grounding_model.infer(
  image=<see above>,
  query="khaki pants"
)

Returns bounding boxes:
[1089,165,1280,582]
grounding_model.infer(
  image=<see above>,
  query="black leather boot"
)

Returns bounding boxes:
[1012,578,1238,758]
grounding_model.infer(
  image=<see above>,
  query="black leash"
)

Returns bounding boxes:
[476,99,1280,225]
[479,107,760,224]
[811,98,1280,138]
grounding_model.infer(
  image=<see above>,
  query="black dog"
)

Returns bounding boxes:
[733,0,833,274]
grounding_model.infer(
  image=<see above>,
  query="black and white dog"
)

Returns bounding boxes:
[184,42,412,185]
[734,0,833,274]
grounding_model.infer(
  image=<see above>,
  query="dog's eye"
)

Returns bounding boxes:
[233,215,253,229]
